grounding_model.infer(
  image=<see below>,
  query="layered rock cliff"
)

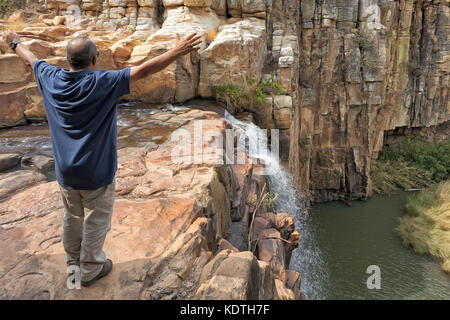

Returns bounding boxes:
[0,0,448,201]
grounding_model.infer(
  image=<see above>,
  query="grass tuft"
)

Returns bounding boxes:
[371,137,450,194]
[212,73,282,113]
[397,181,450,273]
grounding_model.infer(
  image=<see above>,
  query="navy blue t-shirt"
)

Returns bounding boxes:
[33,60,130,190]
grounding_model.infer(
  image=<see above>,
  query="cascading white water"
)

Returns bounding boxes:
[224,110,328,299]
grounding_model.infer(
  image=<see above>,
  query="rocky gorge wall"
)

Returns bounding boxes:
[0,0,449,203]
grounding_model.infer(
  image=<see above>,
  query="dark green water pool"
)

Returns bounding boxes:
[290,193,450,300]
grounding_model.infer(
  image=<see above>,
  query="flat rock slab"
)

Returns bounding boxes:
[0,184,202,299]
[0,170,46,201]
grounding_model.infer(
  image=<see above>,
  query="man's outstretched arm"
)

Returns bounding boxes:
[1,31,38,66]
[129,33,202,84]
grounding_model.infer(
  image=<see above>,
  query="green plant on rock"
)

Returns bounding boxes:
[299,135,311,147]
[357,29,379,73]
[211,84,247,111]
[263,192,279,209]
[212,73,283,112]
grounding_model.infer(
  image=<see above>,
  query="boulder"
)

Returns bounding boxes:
[22,39,55,59]
[0,84,43,129]
[198,18,266,97]
[52,16,65,26]
[110,38,142,68]
[0,54,30,83]
[256,228,286,278]
[21,155,54,172]
[196,251,261,299]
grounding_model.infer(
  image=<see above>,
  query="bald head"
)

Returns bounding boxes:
[66,36,98,70]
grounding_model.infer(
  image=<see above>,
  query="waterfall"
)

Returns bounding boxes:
[224,111,328,299]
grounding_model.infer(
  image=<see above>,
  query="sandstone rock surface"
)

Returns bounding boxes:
[0,106,301,300]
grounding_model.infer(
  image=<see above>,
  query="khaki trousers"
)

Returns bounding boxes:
[59,181,115,282]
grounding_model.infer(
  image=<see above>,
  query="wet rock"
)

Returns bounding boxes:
[21,155,54,172]
[0,153,20,171]
[227,219,248,252]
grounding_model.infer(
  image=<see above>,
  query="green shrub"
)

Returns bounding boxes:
[0,0,25,17]
[371,137,450,194]
[263,192,279,209]
[212,73,282,112]
[211,84,247,111]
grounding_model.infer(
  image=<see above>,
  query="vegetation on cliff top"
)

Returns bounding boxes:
[0,0,25,16]
[397,181,450,273]
[212,74,282,112]
[371,137,450,194]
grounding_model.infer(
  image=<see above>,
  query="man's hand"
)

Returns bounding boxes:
[0,30,37,66]
[130,33,203,83]
[0,30,20,45]
[172,33,203,57]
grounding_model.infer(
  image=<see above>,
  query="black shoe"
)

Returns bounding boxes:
[81,259,113,287]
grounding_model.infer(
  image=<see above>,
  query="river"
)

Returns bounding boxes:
[290,193,450,300]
